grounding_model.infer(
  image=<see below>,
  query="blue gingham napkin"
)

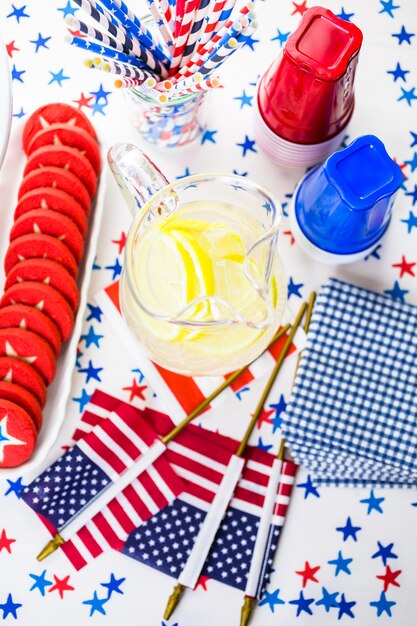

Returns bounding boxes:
[282,278,417,488]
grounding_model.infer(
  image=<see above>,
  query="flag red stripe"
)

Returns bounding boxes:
[183,480,216,504]
[122,482,152,521]
[233,485,263,507]
[173,430,234,465]
[115,405,158,446]
[61,540,87,570]
[107,497,135,534]
[154,456,188,497]
[166,449,225,485]
[78,525,103,558]
[93,511,122,548]
[153,361,207,414]
[90,388,122,413]
[80,410,103,427]
[279,482,294,498]
[72,427,88,442]
[99,418,142,461]
[139,470,168,510]
[241,467,270,487]
[85,432,127,473]
[275,502,290,517]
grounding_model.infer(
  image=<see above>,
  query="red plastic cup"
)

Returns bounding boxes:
[255,7,363,167]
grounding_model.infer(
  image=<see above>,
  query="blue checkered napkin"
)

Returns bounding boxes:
[282,278,417,488]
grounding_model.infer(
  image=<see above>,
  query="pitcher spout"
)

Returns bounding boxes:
[107,143,170,217]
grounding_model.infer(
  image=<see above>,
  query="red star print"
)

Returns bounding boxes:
[376,566,402,592]
[256,407,274,429]
[291,0,308,15]
[392,256,416,278]
[393,157,408,178]
[112,231,127,254]
[48,574,75,599]
[295,561,320,587]
[195,575,210,590]
[72,92,93,110]
[0,529,16,553]
[283,230,295,245]
[6,40,19,58]
[67,28,87,38]
[122,378,147,402]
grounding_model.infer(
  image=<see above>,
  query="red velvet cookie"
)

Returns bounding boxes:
[15,188,88,237]
[18,167,91,213]
[10,209,85,264]
[0,357,47,407]
[5,234,78,278]
[0,328,56,385]
[0,399,37,467]
[27,124,101,175]
[1,283,74,342]
[24,146,97,198]
[23,103,96,154]
[0,382,43,431]
[5,259,80,312]
[0,304,62,356]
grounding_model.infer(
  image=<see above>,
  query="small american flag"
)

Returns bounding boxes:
[21,391,184,570]
[94,280,304,420]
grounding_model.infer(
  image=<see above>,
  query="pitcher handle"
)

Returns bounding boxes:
[107,143,170,217]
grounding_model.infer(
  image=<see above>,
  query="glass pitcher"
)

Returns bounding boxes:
[108,144,287,376]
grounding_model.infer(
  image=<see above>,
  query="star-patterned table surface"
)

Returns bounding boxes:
[0,0,417,624]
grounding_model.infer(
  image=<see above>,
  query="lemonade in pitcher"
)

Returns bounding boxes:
[110,145,287,376]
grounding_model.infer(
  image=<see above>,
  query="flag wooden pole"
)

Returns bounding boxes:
[163,301,308,620]
[36,324,291,561]
[240,291,316,626]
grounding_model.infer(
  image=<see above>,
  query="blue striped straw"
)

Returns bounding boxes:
[181,0,211,63]
[67,15,129,53]
[66,34,150,69]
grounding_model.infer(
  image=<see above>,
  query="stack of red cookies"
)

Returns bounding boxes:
[0,103,101,468]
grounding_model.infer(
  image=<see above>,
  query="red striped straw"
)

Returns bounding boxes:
[147,0,174,50]
[195,0,228,50]
[158,0,174,33]
[179,0,212,68]
[174,0,186,37]
[210,0,237,34]
[174,3,252,80]
[169,75,222,97]
[169,0,199,76]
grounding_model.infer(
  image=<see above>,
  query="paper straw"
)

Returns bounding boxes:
[180,0,211,67]
[99,59,155,78]
[168,75,221,97]
[115,75,157,89]
[174,0,186,37]
[66,15,128,53]
[147,0,175,51]
[136,83,169,103]
[100,0,170,66]
[194,0,227,49]
[71,0,124,35]
[159,0,175,33]
[213,0,237,33]
[66,34,150,69]
[155,79,174,91]
[168,0,199,76]
[196,36,238,76]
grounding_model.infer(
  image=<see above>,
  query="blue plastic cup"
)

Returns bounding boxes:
[291,135,403,264]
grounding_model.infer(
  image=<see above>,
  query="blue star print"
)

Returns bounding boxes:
[406,185,417,205]
[387,63,409,82]
[49,69,70,86]
[297,474,320,499]
[79,360,103,383]
[81,326,104,348]
[336,517,361,542]
[370,592,396,617]
[379,0,400,17]
[401,210,417,232]
[11,64,25,82]
[0,594,22,619]
[201,129,217,144]
[372,541,398,566]
[234,90,253,108]
[100,574,126,598]
[328,551,353,576]
[13,107,25,119]
[337,8,354,21]
[316,587,339,612]
[337,594,356,619]
[29,570,53,596]
[270,395,287,433]
[257,437,273,452]
[360,490,385,514]
[72,389,92,413]
[30,33,51,52]
[398,87,417,106]
[392,26,415,45]
[86,304,103,322]
[105,258,122,280]
[406,152,417,171]
[364,244,383,260]
[4,477,25,497]
[82,591,108,616]
[90,84,112,103]
[237,135,257,157]
[384,280,409,303]
[259,588,285,612]
[289,591,315,617]
[271,29,290,47]
[287,278,303,299]
[57,1,78,17]
[6,4,29,22]
[91,101,107,116]
[410,131,417,147]
[240,34,259,51]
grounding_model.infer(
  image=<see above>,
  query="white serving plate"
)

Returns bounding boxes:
[0,119,107,477]
[0,35,12,169]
